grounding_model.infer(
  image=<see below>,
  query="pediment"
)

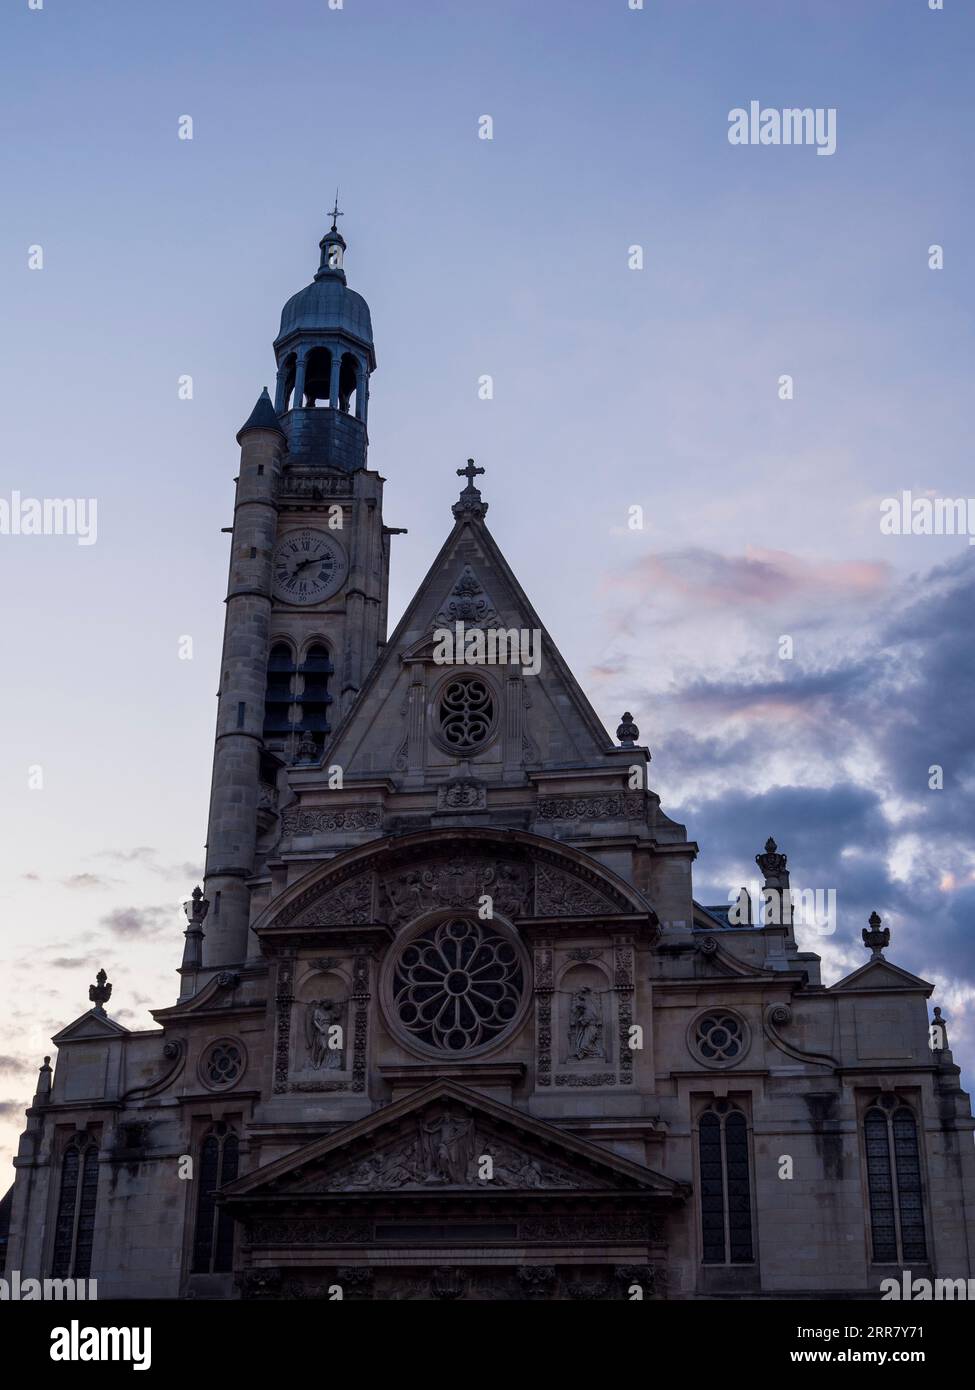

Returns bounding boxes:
[222,1081,682,1201]
[51,1009,129,1044]
[829,959,933,994]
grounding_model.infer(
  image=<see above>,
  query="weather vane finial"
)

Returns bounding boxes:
[329,188,344,232]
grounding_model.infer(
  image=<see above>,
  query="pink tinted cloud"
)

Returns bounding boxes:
[602,547,890,609]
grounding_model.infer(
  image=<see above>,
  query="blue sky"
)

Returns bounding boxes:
[0,0,972,1166]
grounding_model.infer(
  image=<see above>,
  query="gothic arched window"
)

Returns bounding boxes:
[864,1097,927,1263]
[191,1125,240,1274]
[51,1136,99,1278]
[699,1101,754,1265]
[263,643,297,746]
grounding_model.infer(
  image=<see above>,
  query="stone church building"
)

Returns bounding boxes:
[5,221,975,1300]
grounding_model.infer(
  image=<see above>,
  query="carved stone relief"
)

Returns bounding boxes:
[321,1103,596,1192]
[281,807,382,837]
[381,857,530,926]
[240,1262,660,1302]
[432,565,500,629]
[615,944,635,1086]
[436,780,487,811]
[534,863,621,917]
[534,945,554,1088]
[289,875,373,928]
[535,794,646,822]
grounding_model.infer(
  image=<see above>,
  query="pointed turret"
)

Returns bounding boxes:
[237,387,284,442]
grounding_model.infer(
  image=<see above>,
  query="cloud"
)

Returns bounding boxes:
[99,906,173,938]
[604,547,890,609]
[46,957,95,970]
[0,1056,29,1076]
[61,873,113,890]
[0,1101,24,1119]
[595,545,975,1086]
[94,847,158,865]
[90,848,203,883]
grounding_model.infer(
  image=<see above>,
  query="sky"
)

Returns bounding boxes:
[0,0,972,1171]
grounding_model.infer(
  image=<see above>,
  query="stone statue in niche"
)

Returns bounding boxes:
[305,998,346,1070]
[569,985,604,1060]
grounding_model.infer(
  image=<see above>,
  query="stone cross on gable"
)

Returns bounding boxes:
[452,459,489,520]
[457,458,485,488]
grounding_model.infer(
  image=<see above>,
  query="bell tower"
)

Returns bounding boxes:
[201,214,396,968]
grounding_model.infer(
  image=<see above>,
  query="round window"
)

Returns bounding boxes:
[387,915,526,1056]
[691,1012,749,1067]
[200,1039,245,1090]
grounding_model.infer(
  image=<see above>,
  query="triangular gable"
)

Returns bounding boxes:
[323,514,628,778]
[828,959,933,994]
[222,1080,682,1199]
[51,1009,129,1044]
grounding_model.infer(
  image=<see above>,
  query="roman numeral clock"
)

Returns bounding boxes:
[272,527,347,605]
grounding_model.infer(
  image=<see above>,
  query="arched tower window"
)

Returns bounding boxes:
[51,1135,99,1278]
[263,643,297,748]
[699,1101,754,1265]
[191,1125,240,1274]
[303,347,333,407]
[297,643,334,754]
[279,352,297,411]
[864,1097,927,1263]
[339,351,359,414]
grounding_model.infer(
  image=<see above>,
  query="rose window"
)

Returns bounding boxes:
[694,1014,744,1063]
[438,676,494,752]
[392,917,524,1052]
[202,1041,244,1088]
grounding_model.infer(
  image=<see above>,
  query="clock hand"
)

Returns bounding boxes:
[292,555,322,577]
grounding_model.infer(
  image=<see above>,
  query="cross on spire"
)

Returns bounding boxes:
[457,458,485,487]
[452,458,489,520]
[328,189,344,232]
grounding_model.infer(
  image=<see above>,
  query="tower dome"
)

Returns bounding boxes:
[270,206,376,471]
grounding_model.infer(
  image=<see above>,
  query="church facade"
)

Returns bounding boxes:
[5,222,975,1301]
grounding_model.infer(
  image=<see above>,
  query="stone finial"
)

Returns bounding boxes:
[181,886,208,975]
[862,910,890,960]
[183,885,209,927]
[756,836,790,888]
[452,459,488,521]
[88,968,112,1015]
[930,1006,949,1052]
[616,712,639,747]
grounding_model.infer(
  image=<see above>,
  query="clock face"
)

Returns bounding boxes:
[272,529,346,605]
